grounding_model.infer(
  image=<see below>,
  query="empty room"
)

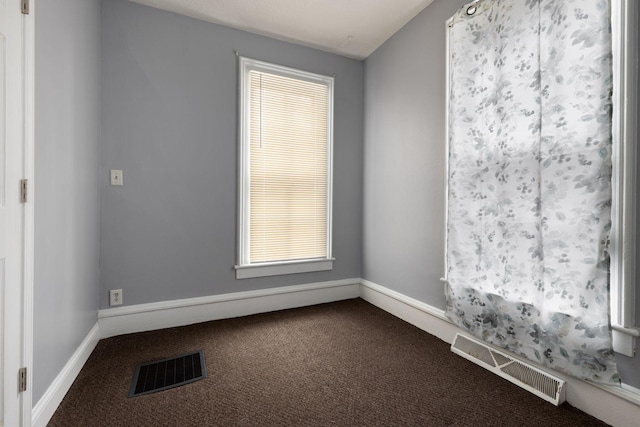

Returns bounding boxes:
[2,0,640,425]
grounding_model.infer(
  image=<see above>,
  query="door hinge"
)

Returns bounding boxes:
[18,367,27,392]
[20,179,28,203]
[21,0,29,14]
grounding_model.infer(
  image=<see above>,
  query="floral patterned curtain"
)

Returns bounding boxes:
[445,0,618,384]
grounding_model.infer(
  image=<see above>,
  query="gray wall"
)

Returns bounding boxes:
[362,0,640,388]
[363,0,468,306]
[34,0,101,404]
[99,0,363,307]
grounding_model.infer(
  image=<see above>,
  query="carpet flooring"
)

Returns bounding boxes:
[49,298,608,426]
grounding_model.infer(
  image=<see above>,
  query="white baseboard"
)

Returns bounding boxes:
[98,278,361,338]
[360,279,640,427]
[360,279,457,344]
[31,323,100,427]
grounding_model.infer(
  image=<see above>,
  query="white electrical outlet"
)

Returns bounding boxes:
[109,289,123,306]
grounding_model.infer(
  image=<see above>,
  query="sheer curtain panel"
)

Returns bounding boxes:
[445,0,618,384]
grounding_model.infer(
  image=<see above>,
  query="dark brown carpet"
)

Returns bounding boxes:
[49,298,607,426]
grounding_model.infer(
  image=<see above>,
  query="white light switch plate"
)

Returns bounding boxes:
[110,169,123,186]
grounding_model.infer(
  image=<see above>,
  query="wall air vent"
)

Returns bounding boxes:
[451,333,566,406]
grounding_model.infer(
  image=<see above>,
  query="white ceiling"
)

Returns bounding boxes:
[128,0,435,60]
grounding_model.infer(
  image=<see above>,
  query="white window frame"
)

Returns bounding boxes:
[234,56,334,280]
[609,0,639,356]
[443,0,639,356]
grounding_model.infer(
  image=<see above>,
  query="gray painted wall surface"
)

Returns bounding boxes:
[363,0,468,306]
[34,0,101,404]
[363,0,640,388]
[100,0,363,307]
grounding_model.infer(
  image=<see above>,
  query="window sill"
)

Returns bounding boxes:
[612,325,640,357]
[234,258,334,279]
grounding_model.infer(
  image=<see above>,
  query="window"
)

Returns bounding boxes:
[235,57,334,279]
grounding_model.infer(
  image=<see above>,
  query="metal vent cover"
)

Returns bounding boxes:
[451,334,565,405]
[129,350,207,397]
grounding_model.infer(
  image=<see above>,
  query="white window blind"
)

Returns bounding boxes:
[237,57,334,276]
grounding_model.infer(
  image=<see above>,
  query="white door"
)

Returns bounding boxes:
[0,1,28,426]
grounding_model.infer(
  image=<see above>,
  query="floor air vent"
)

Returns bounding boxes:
[451,334,565,405]
[129,350,207,397]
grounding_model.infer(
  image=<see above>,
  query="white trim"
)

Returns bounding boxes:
[593,381,640,408]
[610,0,638,357]
[360,279,448,321]
[621,383,640,398]
[612,324,640,337]
[31,323,100,427]
[443,15,453,282]
[21,0,35,424]
[234,258,334,279]
[360,279,640,426]
[237,54,250,267]
[613,329,638,358]
[98,278,360,338]
[360,280,457,344]
[236,56,334,270]
[325,72,334,265]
